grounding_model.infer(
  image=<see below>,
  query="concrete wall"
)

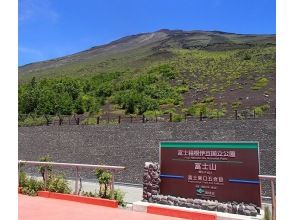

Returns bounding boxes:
[19,119,276,185]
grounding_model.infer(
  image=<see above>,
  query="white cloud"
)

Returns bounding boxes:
[19,0,59,23]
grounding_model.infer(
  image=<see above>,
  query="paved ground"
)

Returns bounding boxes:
[18,194,182,220]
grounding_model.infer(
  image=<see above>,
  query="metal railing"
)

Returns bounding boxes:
[18,160,125,196]
[259,175,276,220]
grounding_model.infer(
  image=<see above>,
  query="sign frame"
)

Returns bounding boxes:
[159,141,261,205]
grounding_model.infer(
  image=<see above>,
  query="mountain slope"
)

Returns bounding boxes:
[19,29,275,81]
[18,29,276,123]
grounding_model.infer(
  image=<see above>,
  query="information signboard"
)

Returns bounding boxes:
[159,141,261,206]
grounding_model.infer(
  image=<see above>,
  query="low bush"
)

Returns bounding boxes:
[232,101,242,110]
[263,205,271,220]
[81,117,98,125]
[47,175,71,194]
[176,85,189,93]
[187,103,207,116]
[113,189,126,207]
[21,177,44,196]
[253,104,270,117]
[81,191,99,197]
[19,170,28,187]
[81,189,126,207]
[95,169,112,198]
[18,116,47,127]
[38,155,53,182]
[251,77,269,90]
[172,113,184,122]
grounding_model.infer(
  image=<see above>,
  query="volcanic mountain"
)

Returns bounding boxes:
[18,29,276,119]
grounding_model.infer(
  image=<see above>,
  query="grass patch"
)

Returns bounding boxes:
[18,116,48,127]
[232,101,242,110]
[253,104,270,117]
[176,85,189,93]
[251,77,269,90]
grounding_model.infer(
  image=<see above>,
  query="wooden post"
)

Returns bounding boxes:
[169,113,172,122]
[235,110,238,120]
[259,179,263,209]
[111,173,115,199]
[59,118,62,125]
[271,180,276,220]
[44,167,48,190]
[46,116,49,126]
[142,115,145,123]
[97,116,100,124]
[118,116,121,124]
[77,117,80,125]
[253,110,256,119]
[200,112,203,121]
[107,115,110,124]
[74,167,79,195]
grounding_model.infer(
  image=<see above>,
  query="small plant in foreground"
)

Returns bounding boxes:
[21,178,44,196]
[38,155,52,182]
[81,189,126,207]
[263,205,271,220]
[113,189,126,207]
[47,174,71,194]
[95,169,112,198]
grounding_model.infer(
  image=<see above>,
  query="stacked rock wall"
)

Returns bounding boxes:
[142,162,160,202]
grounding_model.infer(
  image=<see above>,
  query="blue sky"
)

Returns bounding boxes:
[19,0,276,66]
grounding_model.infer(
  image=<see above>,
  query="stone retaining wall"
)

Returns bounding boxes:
[19,119,276,189]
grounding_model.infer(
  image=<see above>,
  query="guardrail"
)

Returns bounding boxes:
[18,160,126,195]
[259,175,276,220]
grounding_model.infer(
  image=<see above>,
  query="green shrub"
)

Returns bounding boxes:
[176,85,189,93]
[47,175,71,194]
[232,101,242,110]
[201,97,215,103]
[38,155,52,182]
[18,116,47,127]
[95,169,112,198]
[82,189,126,207]
[21,178,44,196]
[263,205,271,220]
[243,53,252,60]
[113,189,126,207]
[81,191,99,197]
[81,117,98,125]
[187,103,207,116]
[19,170,28,187]
[253,104,270,117]
[144,110,163,118]
[251,77,269,90]
[207,108,226,118]
[172,113,184,122]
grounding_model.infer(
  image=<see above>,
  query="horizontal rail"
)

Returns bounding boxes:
[18,160,125,171]
[259,175,276,180]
